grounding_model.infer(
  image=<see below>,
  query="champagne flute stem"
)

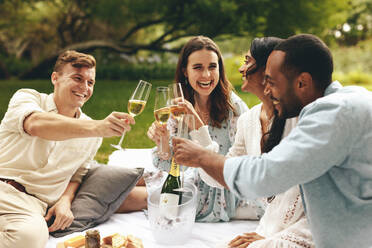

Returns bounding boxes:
[159,137,163,154]
[117,131,126,148]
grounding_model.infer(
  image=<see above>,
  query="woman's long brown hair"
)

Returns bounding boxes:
[174,36,235,128]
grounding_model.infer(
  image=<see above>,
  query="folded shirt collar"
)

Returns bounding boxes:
[324,81,342,96]
[46,93,81,118]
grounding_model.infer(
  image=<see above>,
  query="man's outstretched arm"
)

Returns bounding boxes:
[24,111,134,141]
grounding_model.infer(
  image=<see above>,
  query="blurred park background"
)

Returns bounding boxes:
[1,0,372,162]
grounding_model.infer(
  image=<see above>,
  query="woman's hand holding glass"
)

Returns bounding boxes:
[147,122,171,160]
[175,100,204,130]
[168,83,186,121]
[168,83,204,129]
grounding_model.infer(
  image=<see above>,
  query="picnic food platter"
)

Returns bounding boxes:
[57,230,143,248]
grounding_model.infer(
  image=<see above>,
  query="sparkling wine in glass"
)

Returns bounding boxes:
[111,80,152,150]
[168,83,186,121]
[154,86,171,157]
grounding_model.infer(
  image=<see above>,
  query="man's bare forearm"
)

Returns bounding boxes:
[60,181,81,203]
[24,112,102,140]
[173,137,229,188]
[24,111,133,141]
[198,149,229,188]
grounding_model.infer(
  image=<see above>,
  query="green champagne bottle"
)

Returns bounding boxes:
[159,158,182,218]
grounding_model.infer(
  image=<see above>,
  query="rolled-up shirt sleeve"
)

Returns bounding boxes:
[2,89,45,138]
[224,99,352,200]
[70,164,89,183]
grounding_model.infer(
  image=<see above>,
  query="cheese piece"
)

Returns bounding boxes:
[64,235,85,248]
[126,235,144,248]
[112,234,128,248]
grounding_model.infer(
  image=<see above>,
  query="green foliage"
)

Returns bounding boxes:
[0,55,32,76]
[224,55,244,86]
[0,0,355,78]
[96,63,175,81]
[221,37,372,89]
[332,39,372,73]
[231,0,349,38]
[330,0,372,45]
[333,71,372,89]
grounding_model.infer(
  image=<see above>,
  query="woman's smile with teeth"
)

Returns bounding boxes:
[198,81,212,88]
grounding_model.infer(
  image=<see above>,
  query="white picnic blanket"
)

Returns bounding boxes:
[46,149,259,247]
[46,211,258,248]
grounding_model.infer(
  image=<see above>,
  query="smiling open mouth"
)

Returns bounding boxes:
[271,97,280,105]
[73,92,87,98]
[198,81,213,88]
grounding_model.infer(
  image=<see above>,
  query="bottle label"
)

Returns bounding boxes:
[169,158,180,177]
[159,193,180,218]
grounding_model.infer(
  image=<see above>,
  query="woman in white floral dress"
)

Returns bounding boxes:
[226,37,314,248]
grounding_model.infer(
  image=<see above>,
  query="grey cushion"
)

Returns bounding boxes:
[51,163,144,237]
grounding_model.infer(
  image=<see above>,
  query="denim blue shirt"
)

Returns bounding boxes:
[224,81,372,248]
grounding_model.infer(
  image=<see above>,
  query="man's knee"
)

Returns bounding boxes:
[0,214,48,248]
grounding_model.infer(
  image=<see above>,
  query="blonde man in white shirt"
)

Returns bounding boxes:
[0,50,135,248]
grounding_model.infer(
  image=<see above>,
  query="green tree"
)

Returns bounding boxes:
[331,0,372,45]
[0,0,349,79]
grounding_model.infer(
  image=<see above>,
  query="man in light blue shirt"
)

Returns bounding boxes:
[173,34,372,248]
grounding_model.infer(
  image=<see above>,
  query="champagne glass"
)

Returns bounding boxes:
[154,86,171,157]
[111,80,152,150]
[174,114,195,191]
[168,83,186,121]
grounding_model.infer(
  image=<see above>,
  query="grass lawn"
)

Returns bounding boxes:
[0,79,260,163]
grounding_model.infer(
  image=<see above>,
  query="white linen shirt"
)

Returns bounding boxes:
[0,89,102,206]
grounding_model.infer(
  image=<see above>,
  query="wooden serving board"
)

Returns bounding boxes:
[56,243,112,248]
[56,242,84,248]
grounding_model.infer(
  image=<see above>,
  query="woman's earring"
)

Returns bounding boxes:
[185,77,189,85]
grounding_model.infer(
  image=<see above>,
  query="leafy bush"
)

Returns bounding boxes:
[96,63,175,80]
[224,55,244,86]
[0,55,32,76]
[333,40,372,74]
[333,70,372,89]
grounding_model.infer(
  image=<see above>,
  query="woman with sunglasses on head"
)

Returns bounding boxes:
[147,36,269,223]
[225,37,313,248]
